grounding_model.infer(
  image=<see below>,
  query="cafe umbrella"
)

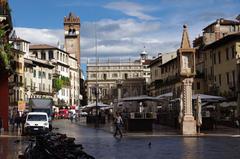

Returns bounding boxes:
[196,95,202,133]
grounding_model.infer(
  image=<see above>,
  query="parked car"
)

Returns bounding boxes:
[24,112,50,135]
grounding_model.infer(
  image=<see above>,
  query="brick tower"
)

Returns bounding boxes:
[64,12,80,64]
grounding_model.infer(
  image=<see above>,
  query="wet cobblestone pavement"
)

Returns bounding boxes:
[54,120,240,159]
[1,120,240,159]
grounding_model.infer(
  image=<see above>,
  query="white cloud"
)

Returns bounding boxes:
[15,27,64,46]
[104,1,157,20]
[14,18,202,64]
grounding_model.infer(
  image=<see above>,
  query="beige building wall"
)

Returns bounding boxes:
[204,40,240,96]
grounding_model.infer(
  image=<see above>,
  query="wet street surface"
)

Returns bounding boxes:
[1,120,240,159]
[53,120,240,159]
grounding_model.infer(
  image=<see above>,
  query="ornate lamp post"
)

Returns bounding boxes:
[178,25,197,135]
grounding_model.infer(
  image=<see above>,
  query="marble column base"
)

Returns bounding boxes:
[182,116,196,135]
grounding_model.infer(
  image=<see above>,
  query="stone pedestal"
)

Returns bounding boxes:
[182,116,197,135]
[181,78,196,135]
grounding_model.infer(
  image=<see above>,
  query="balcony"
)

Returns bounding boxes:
[53,69,60,77]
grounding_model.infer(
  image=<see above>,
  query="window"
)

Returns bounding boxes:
[231,46,235,59]
[41,51,46,60]
[33,70,36,77]
[39,83,41,91]
[49,50,53,60]
[16,90,19,101]
[219,74,222,86]
[43,84,45,91]
[103,74,107,80]
[226,48,229,60]
[218,51,221,64]
[38,71,41,78]
[20,76,23,83]
[112,73,118,78]
[196,81,201,89]
[90,74,96,78]
[124,73,128,79]
[42,72,46,79]
[213,53,216,64]
[48,73,51,80]
[226,72,229,84]
[232,70,235,85]
[33,51,37,57]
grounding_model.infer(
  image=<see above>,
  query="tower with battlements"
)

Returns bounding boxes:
[64,12,80,64]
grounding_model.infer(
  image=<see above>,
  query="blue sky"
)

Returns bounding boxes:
[9,0,240,65]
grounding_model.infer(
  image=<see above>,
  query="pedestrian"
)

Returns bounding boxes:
[15,113,21,129]
[0,115,3,134]
[70,112,74,123]
[21,112,27,135]
[113,112,123,138]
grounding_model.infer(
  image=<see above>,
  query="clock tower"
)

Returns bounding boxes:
[64,12,80,64]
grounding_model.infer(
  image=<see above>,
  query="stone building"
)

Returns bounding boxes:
[149,16,240,100]
[9,38,30,110]
[86,52,151,104]
[203,33,240,97]
[148,52,177,96]
[27,45,55,100]
[29,44,79,106]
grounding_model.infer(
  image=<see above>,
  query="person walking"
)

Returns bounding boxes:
[113,113,123,138]
[15,113,21,130]
[21,112,27,135]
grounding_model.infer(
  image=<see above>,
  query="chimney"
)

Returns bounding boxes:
[214,19,221,41]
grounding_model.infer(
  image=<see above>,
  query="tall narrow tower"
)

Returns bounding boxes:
[64,12,80,64]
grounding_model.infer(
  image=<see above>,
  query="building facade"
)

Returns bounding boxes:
[86,53,151,104]
[29,44,79,106]
[9,38,30,110]
[148,52,177,96]
[69,56,80,106]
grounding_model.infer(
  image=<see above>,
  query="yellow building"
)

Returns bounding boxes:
[203,33,240,98]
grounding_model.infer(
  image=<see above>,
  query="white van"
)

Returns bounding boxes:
[25,112,50,134]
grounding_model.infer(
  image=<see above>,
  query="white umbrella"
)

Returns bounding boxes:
[178,93,183,124]
[120,95,159,101]
[196,95,202,133]
[82,103,110,111]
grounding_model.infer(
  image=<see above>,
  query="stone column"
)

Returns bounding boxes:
[181,78,196,135]
[117,84,122,100]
